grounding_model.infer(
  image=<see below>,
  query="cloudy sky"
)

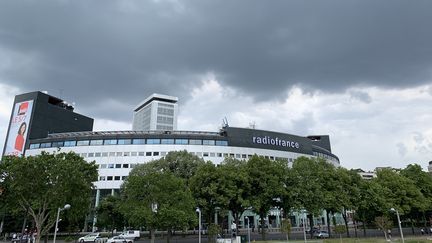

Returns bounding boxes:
[1,0,432,171]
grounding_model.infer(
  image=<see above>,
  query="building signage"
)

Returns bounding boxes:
[4,100,34,156]
[252,136,300,149]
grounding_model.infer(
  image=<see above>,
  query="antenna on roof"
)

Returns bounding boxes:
[222,117,229,128]
[249,121,256,129]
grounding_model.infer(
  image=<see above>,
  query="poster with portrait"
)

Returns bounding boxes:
[3,100,34,156]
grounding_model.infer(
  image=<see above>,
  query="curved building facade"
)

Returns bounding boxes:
[26,126,339,191]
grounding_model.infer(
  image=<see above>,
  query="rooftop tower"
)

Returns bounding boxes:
[132,93,178,131]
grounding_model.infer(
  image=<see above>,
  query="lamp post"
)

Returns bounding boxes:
[245,217,251,243]
[301,210,307,243]
[196,208,201,243]
[390,208,404,243]
[53,204,71,243]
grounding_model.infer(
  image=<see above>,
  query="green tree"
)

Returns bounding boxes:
[121,163,196,243]
[0,152,98,243]
[247,155,286,240]
[374,216,393,240]
[96,195,125,236]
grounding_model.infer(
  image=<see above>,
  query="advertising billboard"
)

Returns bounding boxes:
[3,100,34,156]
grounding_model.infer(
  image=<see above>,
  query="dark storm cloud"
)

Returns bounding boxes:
[0,0,432,121]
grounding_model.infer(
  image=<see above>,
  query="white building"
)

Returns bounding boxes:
[132,94,178,131]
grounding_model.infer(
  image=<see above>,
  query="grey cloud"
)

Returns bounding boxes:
[1,1,432,121]
[397,142,407,157]
[349,90,372,104]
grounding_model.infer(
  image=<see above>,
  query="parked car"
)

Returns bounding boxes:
[118,230,140,240]
[107,236,133,243]
[79,233,101,243]
[313,231,329,239]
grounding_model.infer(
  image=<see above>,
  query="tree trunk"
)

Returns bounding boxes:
[150,229,155,243]
[308,214,314,238]
[260,212,266,241]
[362,218,366,237]
[410,218,415,235]
[326,211,331,237]
[166,229,171,243]
[341,210,350,238]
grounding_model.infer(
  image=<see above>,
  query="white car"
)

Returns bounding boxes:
[79,233,101,243]
[107,236,133,243]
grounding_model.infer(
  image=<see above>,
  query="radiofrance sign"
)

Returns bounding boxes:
[252,136,300,149]
[4,100,34,156]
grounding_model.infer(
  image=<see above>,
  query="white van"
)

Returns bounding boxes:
[118,230,140,240]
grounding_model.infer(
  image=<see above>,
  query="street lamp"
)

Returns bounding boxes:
[301,210,307,243]
[53,204,71,243]
[196,208,201,243]
[390,208,404,243]
[245,217,251,243]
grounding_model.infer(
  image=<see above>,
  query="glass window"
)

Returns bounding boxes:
[147,139,160,144]
[146,152,152,156]
[104,139,117,145]
[217,153,222,157]
[77,140,89,146]
[88,153,94,157]
[196,152,202,157]
[108,164,114,169]
[100,164,107,169]
[132,139,145,145]
[90,140,103,146]
[122,176,127,180]
[210,153,215,157]
[102,152,108,157]
[189,139,202,145]
[114,176,121,181]
[215,140,228,146]
[130,164,137,168]
[81,153,87,158]
[116,152,122,156]
[235,154,241,158]
[203,140,215,146]
[203,152,209,157]
[109,152,115,157]
[118,139,132,145]
[122,164,129,168]
[64,140,76,147]
[138,152,145,156]
[175,139,188,145]
[131,152,137,156]
[123,152,130,156]
[161,151,166,156]
[52,141,64,147]
[30,143,40,149]
[242,154,247,159]
[99,176,106,181]
[153,152,159,156]
[115,164,121,168]
[161,139,174,144]
[107,176,113,181]
[95,153,101,157]
[40,142,52,148]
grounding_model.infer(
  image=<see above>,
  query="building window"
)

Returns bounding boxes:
[81,153,87,157]
[90,140,103,146]
[30,143,40,149]
[210,153,215,157]
[95,152,101,157]
[146,152,152,156]
[115,164,121,168]
[114,176,121,181]
[109,152,115,157]
[196,152,202,157]
[153,152,159,156]
[122,176,127,180]
[100,164,107,169]
[99,176,106,181]
[116,152,123,156]
[132,139,145,145]
[161,139,174,144]
[215,140,228,146]
[123,152,130,156]
[102,152,108,157]
[64,140,76,147]
[131,152,137,156]
[175,139,188,145]
[138,152,145,156]
[40,142,52,148]
[161,151,167,156]
[217,153,222,157]
[147,139,161,144]
[118,139,132,145]
[108,164,114,169]
[107,176,113,181]
[203,140,215,146]
[88,153,94,157]
[189,139,202,145]
[104,139,117,145]
[52,141,64,147]
[77,140,90,146]
[130,164,137,168]
[123,164,129,168]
